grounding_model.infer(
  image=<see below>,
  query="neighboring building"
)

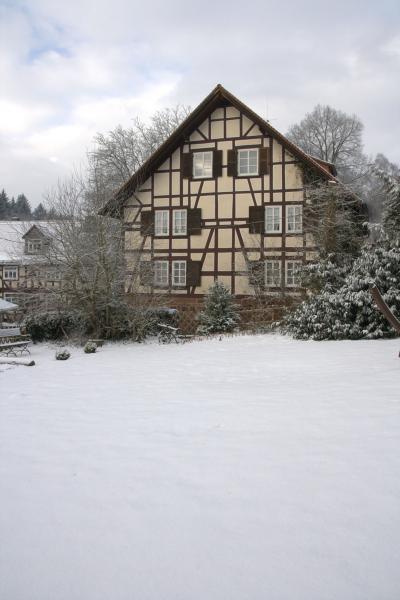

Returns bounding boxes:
[100,84,341,309]
[0,221,62,308]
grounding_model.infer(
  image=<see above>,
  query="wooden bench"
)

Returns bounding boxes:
[0,328,32,357]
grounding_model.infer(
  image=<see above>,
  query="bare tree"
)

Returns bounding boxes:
[359,153,400,223]
[20,105,192,339]
[286,105,365,183]
[92,105,191,193]
[303,181,367,261]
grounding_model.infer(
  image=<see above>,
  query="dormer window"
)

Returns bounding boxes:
[27,239,43,254]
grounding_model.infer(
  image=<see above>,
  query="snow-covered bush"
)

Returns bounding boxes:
[284,240,400,340]
[23,310,87,342]
[55,348,71,361]
[197,281,240,335]
[83,341,97,354]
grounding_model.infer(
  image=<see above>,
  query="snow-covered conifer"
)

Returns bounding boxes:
[284,238,400,340]
[197,281,240,335]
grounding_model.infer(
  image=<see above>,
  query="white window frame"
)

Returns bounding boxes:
[285,260,302,288]
[286,205,303,233]
[265,260,282,287]
[4,292,20,304]
[265,206,282,233]
[193,151,213,179]
[172,209,187,236]
[154,261,169,286]
[237,148,259,176]
[3,266,18,280]
[172,261,187,287]
[27,239,42,253]
[46,269,62,281]
[154,210,169,237]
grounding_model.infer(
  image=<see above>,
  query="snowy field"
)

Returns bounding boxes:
[1,335,400,600]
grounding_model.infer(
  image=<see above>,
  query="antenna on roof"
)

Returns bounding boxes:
[264,100,278,124]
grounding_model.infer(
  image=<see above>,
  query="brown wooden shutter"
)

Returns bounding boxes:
[248,260,265,288]
[182,153,192,179]
[139,261,153,286]
[186,260,201,286]
[259,147,270,175]
[227,149,237,177]
[213,150,223,178]
[187,208,202,235]
[140,210,154,235]
[249,206,264,234]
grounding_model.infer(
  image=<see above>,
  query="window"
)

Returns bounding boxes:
[193,151,213,178]
[3,266,18,280]
[238,149,259,176]
[173,209,187,235]
[265,261,282,287]
[286,261,301,287]
[172,261,186,286]
[286,205,303,233]
[154,210,169,236]
[27,239,42,253]
[265,206,282,233]
[4,292,19,304]
[154,261,169,286]
[46,269,62,281]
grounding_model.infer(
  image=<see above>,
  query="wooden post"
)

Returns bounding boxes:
[370,285,400,335]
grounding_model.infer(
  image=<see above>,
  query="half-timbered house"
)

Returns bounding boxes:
[100,84,339,311]
[0,221,62,308]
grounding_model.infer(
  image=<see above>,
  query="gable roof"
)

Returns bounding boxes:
[21,223,53,240]
[100,84,337,217]
[0,221,57,263]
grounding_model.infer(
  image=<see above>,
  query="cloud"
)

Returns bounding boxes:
[0,0,399,206]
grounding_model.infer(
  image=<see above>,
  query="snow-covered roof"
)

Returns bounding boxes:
[0,221,57,263]
[0,298,18,312]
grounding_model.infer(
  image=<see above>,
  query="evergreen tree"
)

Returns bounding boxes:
[9,196,16,218]
[33,202,47,220]
[381,172,400,241]
[15,194,31,218]
[0,189,10,219]
[197,281,240,335]
[284,238,400,340]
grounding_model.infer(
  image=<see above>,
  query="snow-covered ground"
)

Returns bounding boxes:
[1,335,400,600]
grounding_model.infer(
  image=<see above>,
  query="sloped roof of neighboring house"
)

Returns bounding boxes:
[0,221,57,264]
[308,156,338,177]
[0,298,18,312]
[100,83,338,217]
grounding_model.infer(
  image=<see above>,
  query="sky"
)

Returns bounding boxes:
[1,0,399,208]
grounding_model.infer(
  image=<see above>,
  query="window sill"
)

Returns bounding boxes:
[236,174,260,178]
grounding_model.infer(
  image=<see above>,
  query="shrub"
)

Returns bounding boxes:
[23,310,87,342]
[84,341,97,354]
[55,348,71,361]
